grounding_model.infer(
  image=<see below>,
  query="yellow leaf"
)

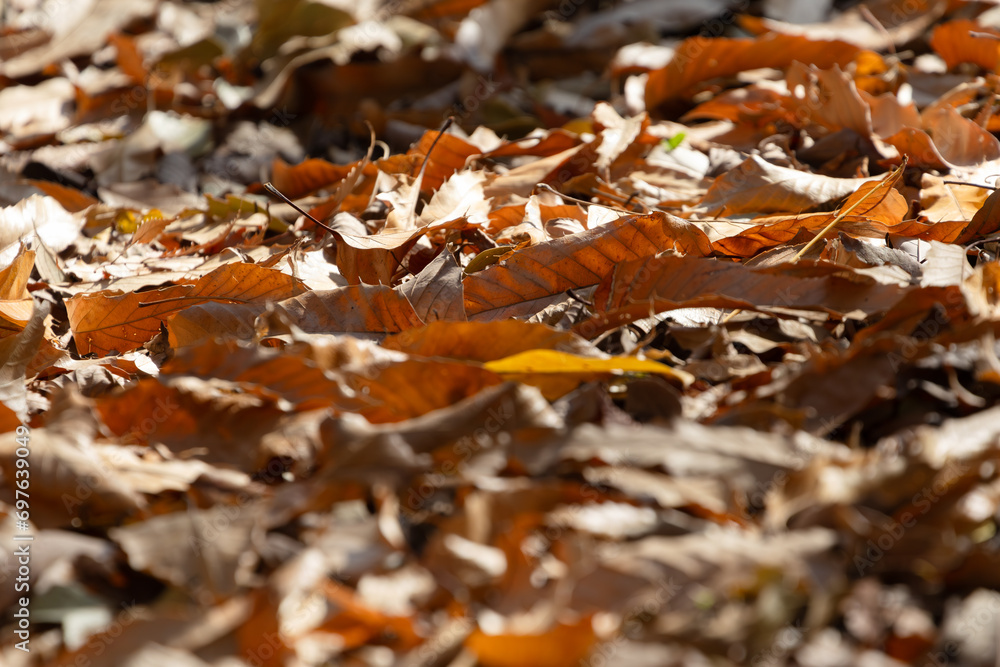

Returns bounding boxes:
[483,349,693,400]
[114,210,138,233]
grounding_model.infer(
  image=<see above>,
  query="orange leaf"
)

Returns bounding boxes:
[23,180,98,213]
[355,359,503,423]
[708,171,907,258]
[482,130,581,158]
[645,33,860,110]
[269,157,354,199]
[160,338,359,413]
[930,20,1000,72]
[108,33,147,83]
[883,127,951,169]
[169,283,424,347]
[955,188,1000,245]
[785,62,872,137]
[273,284,424,335]
[922,105,1000,167]
[465,617,597,667]
[407,129,481,195]
[697,155,875,217]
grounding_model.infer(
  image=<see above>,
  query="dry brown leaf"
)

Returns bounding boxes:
[697,155,877,217]
[864,90,923,138]
[95,376,291,469]
[955,188,1000,245]
[0,390,145,527]
[110,504,259,599]
[920,175,988,222]
[578,255,911,338]
[383,320,593,360]
[786,62,873,137]
[645,33,861,110]
[484,143,600,200]
[67,262,306,356]
[267,156,355,200]
[271,284,424,335]
[404,128,482,195]
[464,211,711,320]
[922,105,1000,167]
[160,338,358,412]
[482,130,581,158]
[353,359,503,423]
[0,298,47,420]
[883,127,951,170]
[712,177,908,256]
[397,249,467,322]
[23,180,99,213]
[0,249,35,335]
[335,228,425,285]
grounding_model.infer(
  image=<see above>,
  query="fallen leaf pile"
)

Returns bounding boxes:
[6,0,1000,665]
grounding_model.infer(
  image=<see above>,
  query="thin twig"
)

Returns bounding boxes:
[417,116,454,180]
[970,31,1000,41]
[722,159,907,326]
[859,4,895,55]
[589,187,649,213]
[137,295,248,308]
[941,180,999,191]
[792,156,907,262]
[263,183,339,235]
[536,182,588,205]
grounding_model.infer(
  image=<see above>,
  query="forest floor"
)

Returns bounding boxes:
[4,1,1000,665]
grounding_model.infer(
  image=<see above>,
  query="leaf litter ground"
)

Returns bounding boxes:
[4,1,1000,665]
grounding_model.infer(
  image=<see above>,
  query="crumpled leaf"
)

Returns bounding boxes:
[696,155,877,217]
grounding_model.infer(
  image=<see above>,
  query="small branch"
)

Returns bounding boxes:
[263,182,339,235]
[792,157,907,262]
[859,4,895,55]
[137,295,248,308]
[417,116,454,180]
[941,180,999,191]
